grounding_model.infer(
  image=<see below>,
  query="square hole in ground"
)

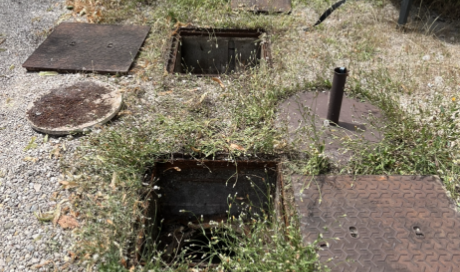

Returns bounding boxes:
[137,158,283,265]
[166,28,271,75]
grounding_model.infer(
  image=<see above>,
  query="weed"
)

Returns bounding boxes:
[24,136,38,151]
[59,0,460,270]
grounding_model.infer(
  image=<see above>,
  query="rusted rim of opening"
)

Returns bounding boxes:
[133,156,287,267]
[165,27,272,76]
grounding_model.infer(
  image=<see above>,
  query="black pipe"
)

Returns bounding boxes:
[314,0,347,26]
[327,67,348,125]
[398,0,413,26]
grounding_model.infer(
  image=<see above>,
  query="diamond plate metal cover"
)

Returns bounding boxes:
[231,0,291,13]
[23,22,150,74]
[292,175,460,272]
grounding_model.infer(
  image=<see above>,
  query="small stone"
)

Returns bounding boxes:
[33,184,41,192]
[26,245,34,252]
[434,76,443,86]
[422,55,430,61]
[3,223,13,230]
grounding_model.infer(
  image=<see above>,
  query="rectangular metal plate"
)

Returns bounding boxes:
[231,0,291,13]
[22,22,150,74]
[293,175,460,272]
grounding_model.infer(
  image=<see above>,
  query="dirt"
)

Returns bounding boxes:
[27,81,113,129]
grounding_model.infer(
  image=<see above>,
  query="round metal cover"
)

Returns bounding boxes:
[26,81,122,135]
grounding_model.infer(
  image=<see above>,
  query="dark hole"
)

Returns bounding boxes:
[319,243,327,248]
[139,158,280,266]
[413,226,424,238]
[349,226,358,238]
[168,28,269,75]
[180,227,237,264]
[69,41,76,46]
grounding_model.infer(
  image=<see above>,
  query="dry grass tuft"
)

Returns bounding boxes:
[56,0,460,270]
[65,0,104,23]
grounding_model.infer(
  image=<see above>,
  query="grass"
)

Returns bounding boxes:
[51,0,460,271]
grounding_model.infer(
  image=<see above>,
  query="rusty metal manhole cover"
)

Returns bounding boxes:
[26,81,122,135]
[23,22,150,74]
[292,175,460,272]
[166,28,271,76]
[231,0,291,13]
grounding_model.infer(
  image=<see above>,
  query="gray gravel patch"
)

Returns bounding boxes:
[0,1,148,270]
[0,1,82,271]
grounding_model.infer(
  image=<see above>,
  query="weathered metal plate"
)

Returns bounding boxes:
[293,175,460,272]
[22,22,150,74]
[231,0,291,13]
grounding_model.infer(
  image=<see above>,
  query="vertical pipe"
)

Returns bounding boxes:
[398,0,413,26]
[228,39,236,73]
[327,67,348,125]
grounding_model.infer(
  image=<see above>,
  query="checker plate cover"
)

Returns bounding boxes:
[292,175,460,272]
[231,0,291,13]
[23,22,150,74]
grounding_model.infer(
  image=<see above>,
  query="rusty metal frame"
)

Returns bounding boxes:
[135,157,284,266]
[165,27,272,76]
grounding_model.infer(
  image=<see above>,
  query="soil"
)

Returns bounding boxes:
[27,81,114,129]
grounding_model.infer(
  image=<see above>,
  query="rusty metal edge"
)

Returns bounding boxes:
[165,27,272,76]
[277,163,289,228]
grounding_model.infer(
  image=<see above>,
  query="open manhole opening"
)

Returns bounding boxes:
[166,28,271,75]
[136,158,283,266]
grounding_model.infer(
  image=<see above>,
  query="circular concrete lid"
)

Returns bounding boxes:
[277,91,385,164]
[26,81,122,135]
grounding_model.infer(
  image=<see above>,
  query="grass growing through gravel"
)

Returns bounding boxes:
[56,0,460,271]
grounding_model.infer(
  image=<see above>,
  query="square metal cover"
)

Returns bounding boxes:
[22,22,150,74]
[231,0,291,13]
[293,175,460,272]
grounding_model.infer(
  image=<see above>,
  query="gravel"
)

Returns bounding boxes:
[0,1,85,271]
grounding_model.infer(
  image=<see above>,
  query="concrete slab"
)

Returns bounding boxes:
[277,91,384,163]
